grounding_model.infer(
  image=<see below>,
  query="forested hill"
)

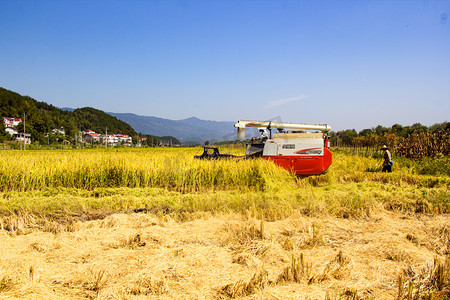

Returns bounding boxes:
[0,87,138,144]
[72,107,136,136]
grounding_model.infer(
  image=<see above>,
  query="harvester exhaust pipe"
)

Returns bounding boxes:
[234,120,331,139]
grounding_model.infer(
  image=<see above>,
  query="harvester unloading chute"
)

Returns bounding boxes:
[234,120,332,139]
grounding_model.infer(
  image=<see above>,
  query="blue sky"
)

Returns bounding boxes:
[1,0,449,131]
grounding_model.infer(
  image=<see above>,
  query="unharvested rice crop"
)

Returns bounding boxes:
[0,148,294,192]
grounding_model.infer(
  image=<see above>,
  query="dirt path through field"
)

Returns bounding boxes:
[0,211,448,299]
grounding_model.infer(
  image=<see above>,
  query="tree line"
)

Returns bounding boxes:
[329,122,449,158]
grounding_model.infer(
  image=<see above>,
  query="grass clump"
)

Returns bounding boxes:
[398,257,450,299]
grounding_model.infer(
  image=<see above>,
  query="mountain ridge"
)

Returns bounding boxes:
[109,112,239,144]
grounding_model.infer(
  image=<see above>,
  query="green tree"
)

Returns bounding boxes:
[338,129,357,146]
[429,122,449,134]
[359,128,373,136]
[411,123,427,134]
[0,122,7,142]
[391,124,406,137]
[374,125,389,135]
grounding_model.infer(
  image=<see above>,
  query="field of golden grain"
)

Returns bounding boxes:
[0,147,449,299]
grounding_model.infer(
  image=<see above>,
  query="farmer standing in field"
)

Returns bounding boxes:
[381,145,393,173]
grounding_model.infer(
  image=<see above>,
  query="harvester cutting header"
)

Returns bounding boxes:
[196,120,333,176]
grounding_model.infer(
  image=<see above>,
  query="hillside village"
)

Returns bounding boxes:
[82,129,132,146]
[3,116,134,147]
[3,116,31,144]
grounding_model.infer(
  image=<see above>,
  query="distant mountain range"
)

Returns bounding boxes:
[109,113,241,145]
[58,108,257,145]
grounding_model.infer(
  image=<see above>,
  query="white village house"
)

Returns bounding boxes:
[5,126,18,136]
[3,117,22,127]
[82,130,132,146]
[52,127,65,135]
[3,116,31,144]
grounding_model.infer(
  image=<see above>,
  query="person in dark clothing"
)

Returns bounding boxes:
[258,129,269,142]
[381,145,392,173]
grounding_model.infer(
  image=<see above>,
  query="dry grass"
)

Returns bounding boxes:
[0,211,448,299]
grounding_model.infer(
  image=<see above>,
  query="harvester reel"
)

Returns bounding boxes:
[194,147,236,160]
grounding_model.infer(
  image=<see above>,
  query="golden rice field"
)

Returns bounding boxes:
[0,147,449,299]
[0,147,291,192]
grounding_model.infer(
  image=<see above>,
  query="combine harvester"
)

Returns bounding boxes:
[195,120,332,176]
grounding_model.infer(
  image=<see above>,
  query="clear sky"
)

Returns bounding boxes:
[1,0,449,131]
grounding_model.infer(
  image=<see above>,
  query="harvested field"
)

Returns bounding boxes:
[0,211,449,299]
